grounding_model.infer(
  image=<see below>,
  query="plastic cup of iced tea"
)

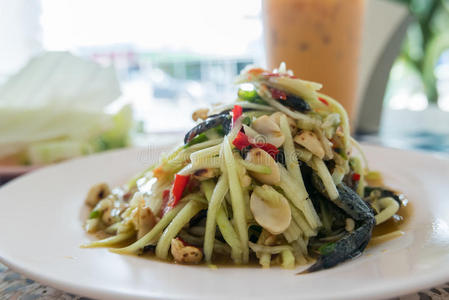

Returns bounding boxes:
[262,0,366,123]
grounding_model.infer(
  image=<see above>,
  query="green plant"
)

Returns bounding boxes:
[392,0,449,103]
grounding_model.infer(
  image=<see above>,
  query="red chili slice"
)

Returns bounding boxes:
[319,97,329,106]
[232,105,243,125]
[264,72,281,77]
[270,87,287,101]
[232,131,251,150]
[253,142,279,159]
[170,174,190,208]
[232,131,279,159]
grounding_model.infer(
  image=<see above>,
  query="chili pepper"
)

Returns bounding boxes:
[232,105,243,125]
[232,131,251,150]
[253,142,279,159]
[162,189,170,202]
[170,174,190,207]
[319,97,329,106]
[270,87,287,101]
[232,131,279,159]
[352,173,361,181]
[264,72,281,77]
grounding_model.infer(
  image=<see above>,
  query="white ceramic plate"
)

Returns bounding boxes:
[1,145,449,300]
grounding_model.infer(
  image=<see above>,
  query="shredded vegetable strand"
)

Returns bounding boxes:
[202,175,242,263]
[190,157,221,170]
[281,249,295,269]
[187,138,224,152]
[190,144,221,162]
[295,235,309,255]
[291,238,309,265]
[266,76,322,105]
[155,200,207,260]
[223,136,249,263]
[291,242,308,265]
[290,203,317,237]
[277,164,308,205]
[295,148,313,162]
[256,230,271,268]
[259,253,271,268]
[239,159,272,174]
[375,197,400,225]
[254,83,318,125]
[283,217,303,243]
[280,115,302,182]
[111,204,186,255]
[317,93,350,151]
[216,209,243,263]
[314,127,334,160]
[248,242,293,254]
[201,176,229,262]
[350,136,370,171]
[81,231,135,248]
[277,165,320,229]
[313,156,339,201]
[350,156,365,197]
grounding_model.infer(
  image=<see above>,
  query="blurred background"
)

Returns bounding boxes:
[0,0,448,176]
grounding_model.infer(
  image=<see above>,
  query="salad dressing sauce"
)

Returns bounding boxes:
[366,176,412,242]
[371,199,412,239]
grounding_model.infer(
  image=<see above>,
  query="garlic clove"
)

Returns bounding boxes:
[250,188,291,235]
[252,115,285,148]
[245,148,280,185]
[294,131,325,159]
